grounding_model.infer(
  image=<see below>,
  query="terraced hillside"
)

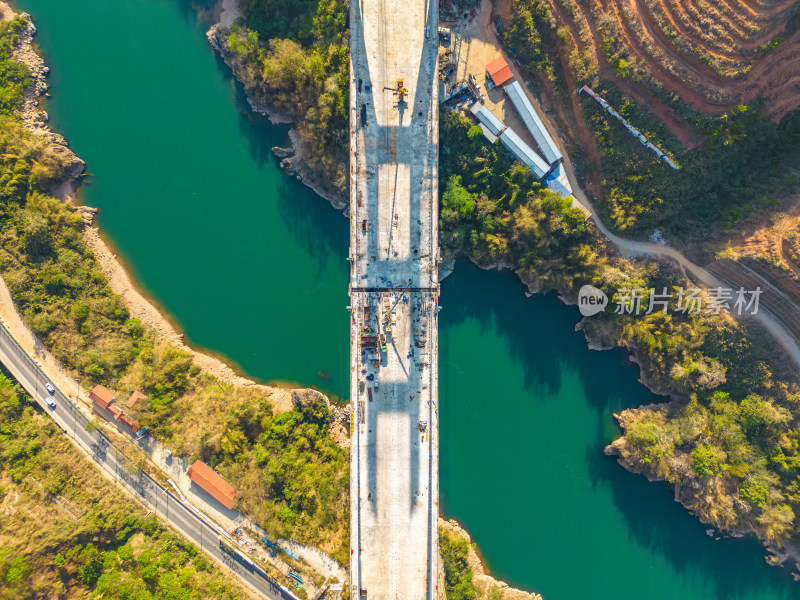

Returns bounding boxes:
[507,0,800,120]
[491,0,800,244]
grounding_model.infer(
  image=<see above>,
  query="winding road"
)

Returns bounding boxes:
[558,156,800,369]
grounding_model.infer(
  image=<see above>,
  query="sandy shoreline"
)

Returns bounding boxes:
[81,225,276,389]
[0,0,315,400]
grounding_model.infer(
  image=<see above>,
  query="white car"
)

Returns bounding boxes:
[45,382,55,395]
[45,396,56,409]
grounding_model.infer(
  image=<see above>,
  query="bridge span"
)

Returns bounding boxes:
[348,0,440,595]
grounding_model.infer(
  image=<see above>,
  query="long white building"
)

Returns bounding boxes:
[348,0,440,595]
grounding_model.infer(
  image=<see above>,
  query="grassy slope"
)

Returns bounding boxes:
[222,0,350,198]
[222,0,800,554]
[497,0,800,552]
[505,0,800,248]
[0,9,349,563]
[0,373,254,600]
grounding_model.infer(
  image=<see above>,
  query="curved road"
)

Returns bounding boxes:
[558,157,800,368]
[478,7,800,368]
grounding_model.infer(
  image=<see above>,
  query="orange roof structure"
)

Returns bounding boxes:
[90,385,115,410]
[187,460,238,510]
[486,56,513,86]
[126,390,147,410]
[108,405,123,419]
[117,414,141,434]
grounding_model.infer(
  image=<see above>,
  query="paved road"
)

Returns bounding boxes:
[0,321,297,600]
[484,29,800,368]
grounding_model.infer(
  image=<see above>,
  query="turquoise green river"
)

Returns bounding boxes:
[15,0,800,597]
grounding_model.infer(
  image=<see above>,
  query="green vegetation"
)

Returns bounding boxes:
[240,0,322,42]
[184,388,349,560]
[0,373,253,599]
[222,0,349,195]
[440,528,477,600]
[0,17,31,116]
[505,0,556,82]
[440,110,606,292]
[0,120,349,555]
[442,96,800,547]
[0,12,349,562]
[583,289,800,545]
[582,85,800,242]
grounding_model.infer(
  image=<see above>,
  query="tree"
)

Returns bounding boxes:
[691,445,726,478]
[758,504,795,546]
[440,530,477,600]
[19,211,53,258]
[739,478,769,508]
[78,543,103,585]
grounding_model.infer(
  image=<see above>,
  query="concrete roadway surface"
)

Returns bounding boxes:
[0,321,297,600]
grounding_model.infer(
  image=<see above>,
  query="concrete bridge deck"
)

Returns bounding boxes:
[348,0,440,595]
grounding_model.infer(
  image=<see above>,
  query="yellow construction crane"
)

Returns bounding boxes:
[384,78,409,104]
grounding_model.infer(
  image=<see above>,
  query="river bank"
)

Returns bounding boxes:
[0,2,84,184]
[0,0,330,401]
[1,3,351,585]
[206,2,348,213]
[440,518,544,599]
[200,0,800,582]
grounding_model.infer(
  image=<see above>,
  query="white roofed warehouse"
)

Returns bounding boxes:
[505,81,563,165]
[499,128,550,180]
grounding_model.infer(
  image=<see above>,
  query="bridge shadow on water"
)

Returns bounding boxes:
[162,7,799,593]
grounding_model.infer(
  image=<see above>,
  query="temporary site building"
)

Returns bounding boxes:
[498,128,550,180]
[470,102,505,142]
[505,80,563,165]
[486,56,513,87]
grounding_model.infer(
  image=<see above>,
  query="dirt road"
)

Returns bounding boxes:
[559,156,800,369]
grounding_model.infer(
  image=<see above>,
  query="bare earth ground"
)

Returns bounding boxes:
[216,0,242,28]
[729,193,800,271]
[0,3,350,593]
[553,0,800,120]
[452,0,543,152]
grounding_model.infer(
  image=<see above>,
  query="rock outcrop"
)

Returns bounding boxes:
[1,5,85,181]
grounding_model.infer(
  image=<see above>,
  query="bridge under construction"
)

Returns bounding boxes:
[348,0,440,595]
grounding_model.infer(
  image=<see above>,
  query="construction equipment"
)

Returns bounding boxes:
[384,78,409,104]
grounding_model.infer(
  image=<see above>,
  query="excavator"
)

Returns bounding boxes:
[384,78,408,105]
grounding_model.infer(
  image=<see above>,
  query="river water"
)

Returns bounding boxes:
[16,0,800,597]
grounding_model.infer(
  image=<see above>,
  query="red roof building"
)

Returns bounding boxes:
[126,390,147,410]
[486,56,513,86]
[187,460,238,510]
[90,385,115,410]
[108,405,123,420]
[117,414,141,434]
